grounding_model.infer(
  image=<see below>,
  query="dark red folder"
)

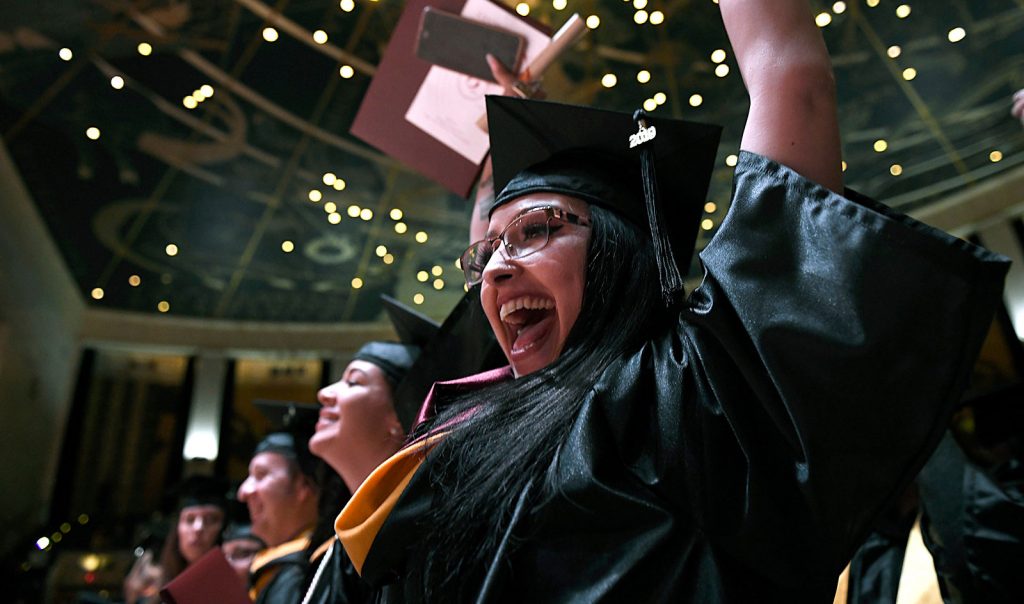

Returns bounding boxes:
[160,547,251,604]
[350,0,547,198]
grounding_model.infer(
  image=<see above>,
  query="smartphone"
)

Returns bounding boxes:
[415,7,524,83]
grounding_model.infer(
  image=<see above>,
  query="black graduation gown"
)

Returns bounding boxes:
[919,433,1024,603]
[845,381,1024,604]
[251,540,309,604]
[846,432,1024,604]
[844,487,918,603]
[355,152,1009,603]
[302,538,372,604]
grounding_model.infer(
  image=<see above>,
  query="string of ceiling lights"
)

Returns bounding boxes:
[46,0,1016,315]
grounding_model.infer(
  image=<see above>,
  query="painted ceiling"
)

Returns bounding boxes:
[1,0,1022,323]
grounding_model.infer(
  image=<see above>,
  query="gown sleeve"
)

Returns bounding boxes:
[673,151,1009,579]
[253,554,309,604]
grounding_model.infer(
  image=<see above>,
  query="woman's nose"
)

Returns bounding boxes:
[482,244,517,285]
[317,384,338,407]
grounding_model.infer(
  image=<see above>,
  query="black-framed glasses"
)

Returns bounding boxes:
[460,206,590,286]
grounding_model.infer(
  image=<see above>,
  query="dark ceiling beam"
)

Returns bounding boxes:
[857,138,1022,210]
[233,0,376,75]
[952,0,976,29]
[90,0,299,290]
[212,34,346,317]
[3,58,88,143]
[79,307,395,355]
[341,0,374,55]
[592,45,647,66]
[910,162,1024,236]
[126,4,396,166]
[823,6,1024,70]
[220,2,244,70]
[850,3,973,183]
[340,166,400,323]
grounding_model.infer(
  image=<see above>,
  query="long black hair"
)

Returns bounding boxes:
[304,462,350,560]
[415,204,670,595]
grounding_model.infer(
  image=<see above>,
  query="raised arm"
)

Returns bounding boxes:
[1013,88,1024,128]
[721,0,842,192]
[469,55,543,243]
[470,157,494,244]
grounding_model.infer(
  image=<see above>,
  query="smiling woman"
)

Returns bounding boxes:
[329,1,1011,602]
[301,341,419,604]
[161,479,227,577]
[476,198,591,377]
[309,346,412,493]
[124,477,227,604]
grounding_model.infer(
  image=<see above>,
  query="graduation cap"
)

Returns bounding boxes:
[390,290,506,430]
[252,399,321,478]
[344,295,505,431]
[174,475,230,512]
[485,96,721,305]
[382,294,438,347]
[222,523,264,547]
[348,296,440,389]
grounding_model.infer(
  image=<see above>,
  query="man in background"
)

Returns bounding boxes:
[238,431,320,604]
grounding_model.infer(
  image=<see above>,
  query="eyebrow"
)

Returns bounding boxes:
[485,204,556,239]
[346,367,369,381]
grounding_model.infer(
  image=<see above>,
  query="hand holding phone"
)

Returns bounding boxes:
[415,7,524,83]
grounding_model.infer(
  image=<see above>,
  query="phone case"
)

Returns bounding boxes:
[415,7,524,82]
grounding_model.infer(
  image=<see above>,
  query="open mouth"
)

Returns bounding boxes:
[500,296,555,357]
[316,411,337,432]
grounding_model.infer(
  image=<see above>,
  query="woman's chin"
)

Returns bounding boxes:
[308,428,336,457]
[181,547,206,564]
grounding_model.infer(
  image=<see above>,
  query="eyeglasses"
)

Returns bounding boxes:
[223,545,262,562]
[460,206,590,286]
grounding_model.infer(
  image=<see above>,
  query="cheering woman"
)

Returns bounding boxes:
[334,0,1009,601]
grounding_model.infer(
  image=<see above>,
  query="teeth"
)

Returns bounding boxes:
[499,296,555,322]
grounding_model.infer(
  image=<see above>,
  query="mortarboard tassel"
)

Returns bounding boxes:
[632,109,685,307]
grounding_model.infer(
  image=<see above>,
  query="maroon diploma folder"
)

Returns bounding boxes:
[160,547,251,604]
[350,0,547,198]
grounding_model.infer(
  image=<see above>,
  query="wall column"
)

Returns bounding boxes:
[182,353,229,475]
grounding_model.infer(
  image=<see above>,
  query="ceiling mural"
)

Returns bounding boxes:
[1,0,1022,323]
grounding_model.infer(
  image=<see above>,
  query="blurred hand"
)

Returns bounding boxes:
[1013,89,1024,128]
[123,550,163,604]
[486,54,545,100]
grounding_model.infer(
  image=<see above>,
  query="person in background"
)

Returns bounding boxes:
[310,342,415,491]
[238,431,321,604]
[123,476,227,604]
[301,291,503,604]
[299,341,418,604]
[845,384,1024,604]
[159,479,227,581]
[1012,88,1023,127]
[221,523,266,588]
